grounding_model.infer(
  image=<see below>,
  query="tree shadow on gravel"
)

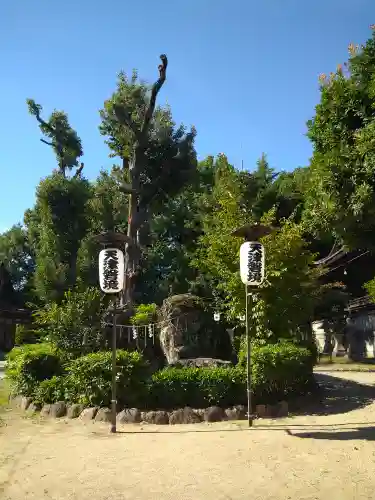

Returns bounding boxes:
[286,426,375,441]
[289,373,375,417]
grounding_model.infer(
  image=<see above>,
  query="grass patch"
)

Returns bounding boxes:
[0,378,10,409]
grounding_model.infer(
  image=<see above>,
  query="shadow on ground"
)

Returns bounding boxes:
[286,426,375,441]
[289,373,375,417]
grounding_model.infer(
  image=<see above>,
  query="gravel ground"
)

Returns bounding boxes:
[1,371,375,500]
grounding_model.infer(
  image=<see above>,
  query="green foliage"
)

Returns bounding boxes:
[0,225,34,298]
[33,287,109,356]
[26,173,92,303]
[130,303,158,325]
[99,70,197,214]
[34,376,69,405]
[27,99,83,176]
[64,350,150,407]
[14,325,39,346]
[192,154,321,340]
[239,342,315,401]
[5,343,64,397]
[304,28,375,248]
[148,366,245,409]
[364,276,375,303]
[149,343,313,409]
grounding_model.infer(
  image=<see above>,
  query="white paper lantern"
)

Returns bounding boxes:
[213,312,221,322]
[99,248,125,293]
[240,241,265,286]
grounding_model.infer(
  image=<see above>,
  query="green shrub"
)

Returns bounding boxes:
[64,350,150,407]
[33,287,109,357]
[34,376,69,405]
[15,325,39,346]
[5,343,64,398]
[149,343,314,409]
[148,367,246,409]
[251,343,314,403]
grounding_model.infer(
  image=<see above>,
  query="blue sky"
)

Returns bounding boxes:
[0,0,373,232]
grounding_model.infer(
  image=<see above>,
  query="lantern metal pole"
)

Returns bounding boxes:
[246,286,253,427]
[111,301,117,433]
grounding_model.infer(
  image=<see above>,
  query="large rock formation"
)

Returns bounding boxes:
[158,294,235,365]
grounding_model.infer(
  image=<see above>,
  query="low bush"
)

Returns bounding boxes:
[149,343,314,409]
[251,342,315,403]
[21,343,314,410]
[5,343,64,398]
[148,367,246,409]
[64,350,150,407]
[34,376,69,405]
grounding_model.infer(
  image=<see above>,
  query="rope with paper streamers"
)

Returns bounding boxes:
[104,311,192,349]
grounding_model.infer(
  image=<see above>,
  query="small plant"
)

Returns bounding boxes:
[130,303,158,326]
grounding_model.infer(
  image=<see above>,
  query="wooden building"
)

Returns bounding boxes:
[312,246,375,358]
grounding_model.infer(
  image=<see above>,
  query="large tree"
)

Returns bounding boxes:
[192,154,321,341]
[99,58,197,308]
[25,174,92,303]
[304,26,375,250]
[0,225,34,300]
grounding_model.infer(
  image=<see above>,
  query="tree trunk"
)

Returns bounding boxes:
[121,55,168,310]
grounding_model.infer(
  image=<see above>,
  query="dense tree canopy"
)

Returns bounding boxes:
[2,27,375,345]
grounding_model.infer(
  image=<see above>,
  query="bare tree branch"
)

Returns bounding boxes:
[33,108,56,136]
[141,54,168,137]
[40,139,53,146]
[73,163,84,178]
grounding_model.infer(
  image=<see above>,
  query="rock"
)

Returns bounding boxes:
[225,405,246,421]
[158,294,234,365]
[80,407,98,421]
[95,408,112,422]
[10,395,22,408]
[193,409,205,419]
[27,402,41,414]
[264,401,289,418]
[41,404,51,417]
[271,401,289,418]
[204,406,225,422]
[117,408,141,424]
[169,407,202,424]
[142,411,170,425]
[234,405,246,419]
[171,358,232,368]
[255,404,267,418]
[20,396,33,411]
[50,401,67,418]
[67,404,84,419]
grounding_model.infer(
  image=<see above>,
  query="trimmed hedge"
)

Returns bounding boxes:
[6,343,64,398]
[63,350,150,408]
[148,367,246,409]
[149,343,314,409]
[8,342,315,409]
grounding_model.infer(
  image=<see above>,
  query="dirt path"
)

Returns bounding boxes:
[1,372,375,500]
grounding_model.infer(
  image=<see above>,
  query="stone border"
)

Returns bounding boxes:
[12,397,289,423]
